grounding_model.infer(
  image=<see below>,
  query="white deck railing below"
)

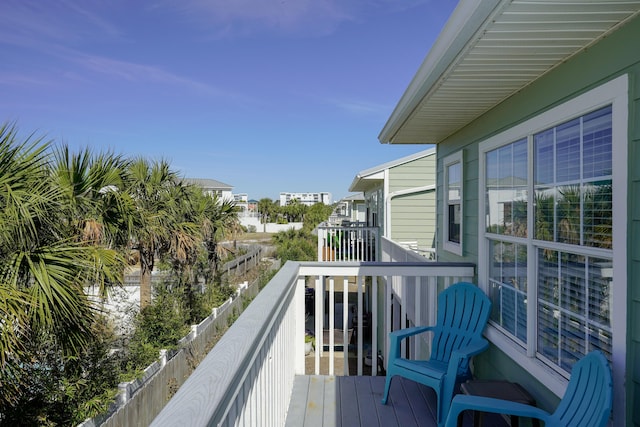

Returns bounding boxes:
[151,260,475,426]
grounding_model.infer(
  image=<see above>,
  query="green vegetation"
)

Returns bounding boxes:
[255,196,334,229]
[0,123,243,424]
[0,122,335,424]
[270,200,335,263]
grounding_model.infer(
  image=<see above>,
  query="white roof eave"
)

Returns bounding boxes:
[378,0,640,146]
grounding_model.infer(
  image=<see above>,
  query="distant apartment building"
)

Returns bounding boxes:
[279,192,331,207]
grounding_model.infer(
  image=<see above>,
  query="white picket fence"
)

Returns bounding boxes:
[79,280,260,427]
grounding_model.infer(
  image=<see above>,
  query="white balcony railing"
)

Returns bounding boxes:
[317,225,379,261]
[151,257,474,426]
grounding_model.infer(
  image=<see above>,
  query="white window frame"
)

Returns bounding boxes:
[478,75,627,417]
[443,151,463,255]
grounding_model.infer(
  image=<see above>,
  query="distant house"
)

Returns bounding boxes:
[233,193,249,214]
[184,178,233,201]
[349,147,436,256]
[378,1,640,423]
[279,191,331,207]
[332,193,366,225]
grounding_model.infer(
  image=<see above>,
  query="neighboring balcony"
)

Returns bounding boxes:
[151,238,486,426]
[317,223,379,262]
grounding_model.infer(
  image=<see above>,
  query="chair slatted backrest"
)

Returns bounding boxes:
[552,351,613,427]
[430,282,491,371]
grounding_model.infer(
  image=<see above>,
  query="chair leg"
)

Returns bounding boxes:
[436,392,445,427]
[381,374,393,404]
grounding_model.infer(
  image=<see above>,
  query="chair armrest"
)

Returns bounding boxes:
[444,395,551,427]
[446,339,490,377]
[388,326,435,359]
[390,325,435,341]
[442,338,490,413]
[451,338,490,360]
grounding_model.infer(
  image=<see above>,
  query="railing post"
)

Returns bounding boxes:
[357,275,363,375]
[314,275,322,374]
[317,228,324,262]
[342,276,349,376]
[329,277,335,375]
[190,324,197,340]
[118,382,130,405]
[295,277,306,375]
[372,275,378,376]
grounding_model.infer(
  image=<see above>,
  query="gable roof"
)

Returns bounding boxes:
[184,178,233,190]
[349,147,435,192]
[378,0,640,145]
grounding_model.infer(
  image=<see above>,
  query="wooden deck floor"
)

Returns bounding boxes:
[285,375,510,427]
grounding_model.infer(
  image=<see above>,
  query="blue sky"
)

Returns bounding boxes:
[0,0,456,201]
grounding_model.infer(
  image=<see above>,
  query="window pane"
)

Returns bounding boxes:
[555,118,580,182]
[583,180,612,249]
[535,129,554,185]
[533,105,612,248]
[447,162,461,202]
[583,106,612,179]
[560,252,585,316]
[486,139,528,236]
[588,258,612,357]
[446,160,462,247]
[537,249,612,370]
[534,187,555,241]
[556,186,581,245]
[448,204,460,244]
[489,240,527,343]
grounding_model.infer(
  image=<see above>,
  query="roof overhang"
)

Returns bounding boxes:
[348,147,436,192]
[349,170,384,193]
[378,0,640,145]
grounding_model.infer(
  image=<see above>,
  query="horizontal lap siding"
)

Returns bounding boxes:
[388,155,437,251]
[432,14,640,423]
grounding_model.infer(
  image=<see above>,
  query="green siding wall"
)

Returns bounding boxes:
[388,154,437,251]
[432,14,640,424]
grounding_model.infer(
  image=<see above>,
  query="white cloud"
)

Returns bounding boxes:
[330,98,389,116]
[165,0,359,37]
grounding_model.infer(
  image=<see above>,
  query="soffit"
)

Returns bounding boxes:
[379,0,640,145]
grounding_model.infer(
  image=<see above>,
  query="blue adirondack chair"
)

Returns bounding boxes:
[381,282,491,427]
[444,350,613,427]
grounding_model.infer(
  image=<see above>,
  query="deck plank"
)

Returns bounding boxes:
[387,375,419,427]
[305,376,328,427]
[353,376,382,427]
[286,375,509,427]
[322,376,338,427]
[400,377,437,426]
[338,376,360,427]
[369,378,402,426]
[285,376,310,427]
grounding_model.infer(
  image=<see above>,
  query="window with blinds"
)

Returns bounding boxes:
[483,105,613,373]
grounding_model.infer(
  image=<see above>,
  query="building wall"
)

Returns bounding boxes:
[279,192,331,206]
[434,14,640,423]
[387,153,436,252]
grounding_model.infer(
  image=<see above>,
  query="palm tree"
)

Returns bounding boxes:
[0,124,123,369]
[257,198,275,231]
[51,145,132,294]
[191,190,239,285]
[284,198,307,222]
[126,158,179,309]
